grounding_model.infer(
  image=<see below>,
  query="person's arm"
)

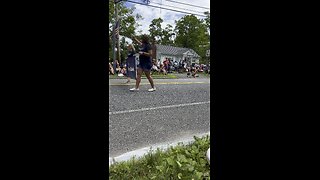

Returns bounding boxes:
[140,49,152,57]
[132,36,142,46]
[139,44,152,57]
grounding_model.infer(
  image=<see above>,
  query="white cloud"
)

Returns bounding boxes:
[124,0,210,35]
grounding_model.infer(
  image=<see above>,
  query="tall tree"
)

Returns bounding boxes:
[162,24,175,45]
[148,18,175,45]
[204,11,210,32]
[109,1,141,37]
[148,18,163,44]
[109,1,142,60]
[174,15,209,62]
[119,36,127,64]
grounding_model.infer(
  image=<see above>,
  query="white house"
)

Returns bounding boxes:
[155,44,200,65]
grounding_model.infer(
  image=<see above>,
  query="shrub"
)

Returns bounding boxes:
[109,135,210,180]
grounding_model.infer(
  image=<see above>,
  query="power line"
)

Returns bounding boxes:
[152,2,206,14]
[125,0,207,17]
[165,0,210,10]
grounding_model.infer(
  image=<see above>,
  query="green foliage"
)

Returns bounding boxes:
[149,18,164,43]
[109,1,142,60]
[109,135,210,180]
[174,15,210,62]
[109,1,142,37]
[162,24,175,45]
[204,11,210,32]
[120,36,127,63]
[108,2,210,63]
[148,18,175,45]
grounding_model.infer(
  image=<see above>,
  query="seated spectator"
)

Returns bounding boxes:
[152,64,159,72]
[109,63,114,75]
[118,65,126,77]
[122,64,127,75]
[159,64,167,75]
[150,59,159,73]
[115,60,121,74]
[186,67,191,77]
[191,66,198,78]
[198,64,204,72]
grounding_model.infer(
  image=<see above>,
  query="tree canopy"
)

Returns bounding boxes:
[174,15,210,63]
[109,1,210,63]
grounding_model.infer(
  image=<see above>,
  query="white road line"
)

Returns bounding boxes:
[109,101,210,115]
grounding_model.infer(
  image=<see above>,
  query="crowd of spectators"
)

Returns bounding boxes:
[108,60,127,76]
[150,57,210,78]
[109,57,210,78]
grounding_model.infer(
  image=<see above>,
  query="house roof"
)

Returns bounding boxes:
[156,44,200,58]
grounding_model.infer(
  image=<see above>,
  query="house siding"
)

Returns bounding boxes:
[155,44,200,65]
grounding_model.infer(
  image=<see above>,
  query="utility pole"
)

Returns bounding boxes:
[113,0,121,71]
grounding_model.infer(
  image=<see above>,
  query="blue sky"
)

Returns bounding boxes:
[121,0,210,43]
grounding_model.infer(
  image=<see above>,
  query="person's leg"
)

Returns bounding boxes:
[135,68,143,89]
[126,77,131,83]
[144,70,155,89]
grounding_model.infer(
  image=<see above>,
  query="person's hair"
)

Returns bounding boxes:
[141,34,149,44]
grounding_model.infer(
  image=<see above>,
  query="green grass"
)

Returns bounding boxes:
[109,135,210,180]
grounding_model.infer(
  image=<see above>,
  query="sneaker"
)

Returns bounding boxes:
[118,73,124,77]
[130,87,139,91]
[148,87,156,92]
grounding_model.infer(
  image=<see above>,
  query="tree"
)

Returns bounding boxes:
[119,36,127,64]
[109,1,141,37]
[109,0,142,60]
[162,24,175,45]
[174,15,210,63]
[204,11,210,32]
[148,18,163,44]
[148,18,175,45]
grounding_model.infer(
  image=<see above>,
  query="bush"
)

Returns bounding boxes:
[109,135,210,180]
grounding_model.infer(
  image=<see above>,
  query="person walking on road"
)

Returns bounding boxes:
[130,34,156,92]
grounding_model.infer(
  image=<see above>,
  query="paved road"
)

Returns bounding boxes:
[109,78,210,157]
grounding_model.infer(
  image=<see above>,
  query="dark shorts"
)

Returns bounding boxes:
[138,60,152,71]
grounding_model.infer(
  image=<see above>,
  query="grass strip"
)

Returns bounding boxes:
[109,135,210,180]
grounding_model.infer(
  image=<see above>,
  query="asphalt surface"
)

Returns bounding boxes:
[109,77,210,157]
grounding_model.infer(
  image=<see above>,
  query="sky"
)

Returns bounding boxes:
[121,0,210,44]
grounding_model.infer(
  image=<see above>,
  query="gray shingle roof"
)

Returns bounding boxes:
[156,44,200,58]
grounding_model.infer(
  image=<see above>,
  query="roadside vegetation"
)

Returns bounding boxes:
[109,135,210,180]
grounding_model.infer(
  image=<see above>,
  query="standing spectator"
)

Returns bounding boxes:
[191,66,198,78]
[168,59,172,73]
[163,58,169,71]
